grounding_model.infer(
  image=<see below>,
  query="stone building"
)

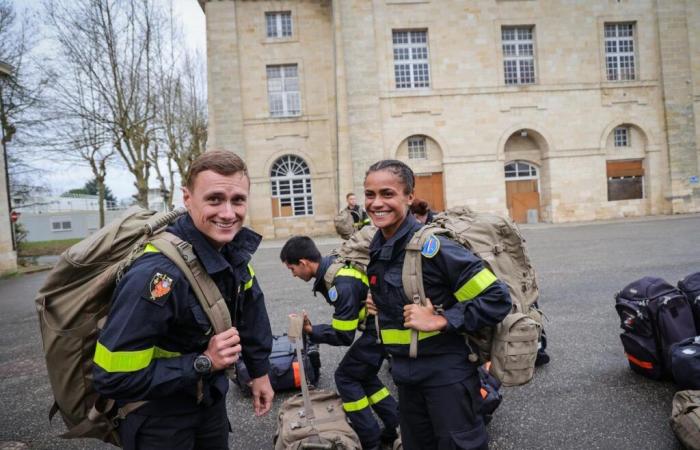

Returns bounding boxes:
[199,0,700,239]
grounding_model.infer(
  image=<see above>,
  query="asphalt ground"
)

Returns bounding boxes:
[1,214,699,449]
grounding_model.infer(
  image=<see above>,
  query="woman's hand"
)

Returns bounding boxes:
[403,298,447,332]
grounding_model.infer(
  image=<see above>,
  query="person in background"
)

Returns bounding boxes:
[409,198,434,224]
[363,159,512,450]
[346,192,371,230]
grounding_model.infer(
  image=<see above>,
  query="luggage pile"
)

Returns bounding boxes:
[614,271,700,449]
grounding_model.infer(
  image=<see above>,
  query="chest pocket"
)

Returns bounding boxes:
[380,268,410,320]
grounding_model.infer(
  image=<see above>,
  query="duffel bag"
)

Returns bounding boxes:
[679,272,700,333]
[670,390,700,450]
[671,336,700,390]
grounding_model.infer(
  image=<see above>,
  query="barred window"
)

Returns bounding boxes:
[267,64,301,117]
[270,155,313,217]
[502,26,536,85]
[614,127,630,147]
[51,219,72,231]
[407,136,427,159]
[393,30,430,89]
[266,11,292,38]
[604,23,636,81]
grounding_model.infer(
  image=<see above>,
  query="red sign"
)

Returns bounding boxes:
[10,211,19,223]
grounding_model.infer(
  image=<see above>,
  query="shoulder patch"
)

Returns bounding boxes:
[145,272,175,306]
[421,235,441,258]
[328,286,338,302]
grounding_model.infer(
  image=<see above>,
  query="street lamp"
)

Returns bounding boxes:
[0,60,16,251]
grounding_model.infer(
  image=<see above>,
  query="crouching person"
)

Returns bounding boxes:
[93,151,274,450]
[281,236,399,450]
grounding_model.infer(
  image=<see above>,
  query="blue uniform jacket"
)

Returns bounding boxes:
[367,214,512,386]
[309,256,370,347]
[93,214,272,415]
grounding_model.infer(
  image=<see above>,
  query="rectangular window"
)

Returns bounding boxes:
[502,26,536,85]
[267,64,301,117]
[408,136,427,159]
[607,160,644,201]
[51,219,72,232]
[265,11,292,38]
[393,30,430,89]
[605,23,636,81]
[614,127,630,147]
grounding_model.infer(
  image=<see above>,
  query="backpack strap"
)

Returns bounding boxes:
[148,232,236,382]
[323,261,346,292]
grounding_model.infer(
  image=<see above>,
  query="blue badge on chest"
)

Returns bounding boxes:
[421,235,440,258]
[328,286,338,302]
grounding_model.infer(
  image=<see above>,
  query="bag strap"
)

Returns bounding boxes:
[323,261,345,292]
[149,232,236,382]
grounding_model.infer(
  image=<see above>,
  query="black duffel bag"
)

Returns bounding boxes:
[671,336,700,390]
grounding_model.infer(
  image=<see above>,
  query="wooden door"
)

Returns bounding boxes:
[506,179,539,223]
[414,172,444,212]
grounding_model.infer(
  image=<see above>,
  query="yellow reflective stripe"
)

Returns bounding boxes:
[368,387,390,405]
[343,396,369,412]
[358,306,367,322]
[244,263,255,291]
[143,243,160,253]
[336,267,369,286]
[93,342,181,373]
[380,329,441,345]
[454,268,498,302]
[332,317,359,331]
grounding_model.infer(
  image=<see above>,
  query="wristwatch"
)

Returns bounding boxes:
[193,354,212,374]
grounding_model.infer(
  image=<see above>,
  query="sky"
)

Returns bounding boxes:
[12,0,206,201]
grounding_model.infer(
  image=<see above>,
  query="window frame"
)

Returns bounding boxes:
[51,219,73,232]
[604,22,636,82]
[265,11,292,39]
[614,126,630,148]
[270,154,314,217]
[266,64,301,118]
[407,136,427,160]
[501,25,536,85]
[392,29,431,90]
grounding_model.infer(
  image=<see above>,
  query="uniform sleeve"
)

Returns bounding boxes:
[427,237,512,334]
[309,277,365,347]
[92,260,200,402]
[237,266,272,379]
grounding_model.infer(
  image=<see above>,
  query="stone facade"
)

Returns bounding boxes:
[201,0,700,239]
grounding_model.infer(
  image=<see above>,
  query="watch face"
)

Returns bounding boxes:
[194,355,212,373]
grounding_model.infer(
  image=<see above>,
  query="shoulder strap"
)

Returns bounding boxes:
[323,261,345,291]
[148,232,236,381]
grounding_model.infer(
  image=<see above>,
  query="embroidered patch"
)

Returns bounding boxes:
[149,272,174,301]
[370,275,377,286]
[328,286,338,302]
[421,235,441,258]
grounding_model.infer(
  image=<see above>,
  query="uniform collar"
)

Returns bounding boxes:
[169,214,262,275]
[312,255,335,295]
[369,214,422,261]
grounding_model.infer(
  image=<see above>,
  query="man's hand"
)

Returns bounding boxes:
[250,374,274,416]
[203,327,241,371]
[403,298,447,332]
[365,293,379,316]
[302,311,313,335]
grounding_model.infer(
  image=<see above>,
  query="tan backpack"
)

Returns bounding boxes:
[334,209,356,240]
[671,390,700,450]
[35,206,235,446]
[401,206,542,386]
[323,225,377,291]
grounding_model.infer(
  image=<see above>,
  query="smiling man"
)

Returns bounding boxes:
[93,151,273,450]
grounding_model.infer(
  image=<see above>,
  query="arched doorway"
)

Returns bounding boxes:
[505,160,540,223]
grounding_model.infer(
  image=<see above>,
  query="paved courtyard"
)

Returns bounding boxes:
[1,214,698,449]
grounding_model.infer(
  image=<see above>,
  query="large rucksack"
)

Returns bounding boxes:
[235,334,321,395]
[678,272,700,333]
[670,390,700,450]
[274,315,361,450]
[323,225,377,290]
[615,277,696,380]
[334,209,355,240]
[35,207,235,446]
[402,206,542,386]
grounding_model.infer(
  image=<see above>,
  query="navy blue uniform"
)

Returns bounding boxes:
[93,214,272,450]
[310,256,399,449]
[367,215,512,450]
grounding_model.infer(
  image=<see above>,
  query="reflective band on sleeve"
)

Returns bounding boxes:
[358,306,367,322]
[244,264,255,291]
[454,268,498,302]
[143,243,160,254]
[332,317,359,331]
[93,341,181,373]
[335,267,369,286]
[343,396,370,412]
[368,387,390,405]
[380,328,441,345]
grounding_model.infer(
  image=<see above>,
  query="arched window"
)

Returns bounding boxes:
[270,155,313,217]
[504,160,538,179]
